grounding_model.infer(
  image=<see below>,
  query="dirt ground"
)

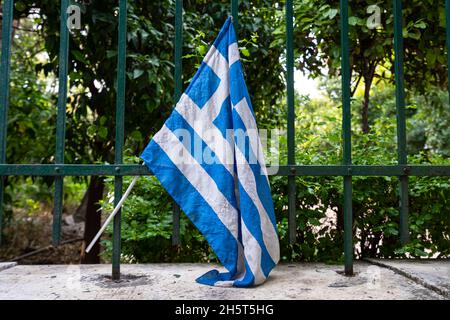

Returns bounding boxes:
[0,207,85,264]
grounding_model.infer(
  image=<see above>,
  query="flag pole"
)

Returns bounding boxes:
[85,174,140,253]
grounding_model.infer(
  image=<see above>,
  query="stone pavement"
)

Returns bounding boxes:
[0,260,448,300]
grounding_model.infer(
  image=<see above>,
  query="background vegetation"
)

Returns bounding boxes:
[0,0,448,264]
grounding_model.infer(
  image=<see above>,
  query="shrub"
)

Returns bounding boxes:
[100,85,449,263]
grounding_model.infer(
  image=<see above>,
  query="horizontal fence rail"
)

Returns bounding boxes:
[0,0,449,279]
[0,165,449,177]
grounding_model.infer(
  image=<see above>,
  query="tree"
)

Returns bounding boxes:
[13,0,287,261]
[3,15,57,223]
[286,0,449,133]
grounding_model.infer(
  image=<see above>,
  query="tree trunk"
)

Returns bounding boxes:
[73,188,89,222]
[80,176,104,264]
[361,76,371,134]
[360,59,377,134]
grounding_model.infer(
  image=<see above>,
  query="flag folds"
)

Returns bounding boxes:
[141,17,279,287]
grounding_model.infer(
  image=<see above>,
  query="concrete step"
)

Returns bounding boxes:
[365,258,450,299]
[0,261,447,300]
[0,262,17,272]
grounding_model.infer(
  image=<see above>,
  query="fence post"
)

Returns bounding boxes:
[340,0,353,275]
[171,0,183,246]
[112,0,128,280]
[0,0,14,246]
[446,0,450,106]
[231,0,239,34]
[53,0,70,246]
[286,0,297,245]
[393,0,410,244]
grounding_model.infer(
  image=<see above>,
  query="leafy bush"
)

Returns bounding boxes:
[100,83,449,263]
[100,162,215,263]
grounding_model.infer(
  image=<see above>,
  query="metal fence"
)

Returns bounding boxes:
[0,0,449,280]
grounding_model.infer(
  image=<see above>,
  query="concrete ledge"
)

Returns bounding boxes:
[0,262,17,272]
[365,258,450,299]
[0,262,446,300]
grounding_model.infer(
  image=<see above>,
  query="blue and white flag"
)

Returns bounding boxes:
[141,17,279,287]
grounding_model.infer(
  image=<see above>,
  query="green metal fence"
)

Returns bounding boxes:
[0,0,449,280]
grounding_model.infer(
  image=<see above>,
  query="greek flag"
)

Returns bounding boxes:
[141,17,279,287]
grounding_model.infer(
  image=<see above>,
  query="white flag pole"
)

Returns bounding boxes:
[85,175,140,253]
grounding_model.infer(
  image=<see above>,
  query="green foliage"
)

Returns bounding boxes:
[280,79,449,261]
[288,0,449,93]
[100,159,215,263]
[4,1,448,263]
[409,90,450,157]
[271,174,345,263]
[13,0,287,166]
[4,1,288,243]
[2,17,86,226]
[3,17,57,222]
[99,80,449,263]
[6,17,56,165]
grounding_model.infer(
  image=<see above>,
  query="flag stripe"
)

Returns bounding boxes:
[141,140,239,273]
[240,220,266,285]
[229,42,240,66]
[233,98,270,179]
[164,109,237,207]
[232,110,278,229]
[235,147,280,264]
[152,125,239,239]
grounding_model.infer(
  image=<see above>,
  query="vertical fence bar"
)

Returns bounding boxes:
[53,0,70,246]
[446,0,450,105]
[393,0,409,244]
[231,0,239,34]
[286,0,296,244]
[171,0,183,246]
[0,0,14,245]
[112,0,127,280]
[340,0,353,275]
